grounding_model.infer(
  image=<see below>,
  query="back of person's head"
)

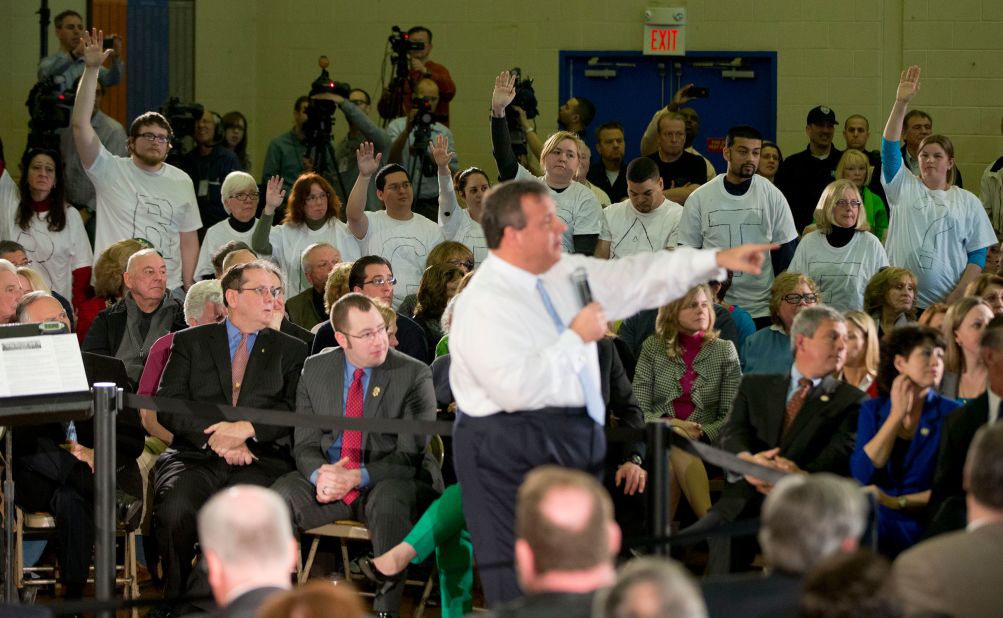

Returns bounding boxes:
[601,557,707,618]
[625,157,660,184]
[789,304,845,352]
[799,549,902,618]
[257,580,366,618]
[966,422,1003,510]
[759,473,867,575]
[210,240,255,277]
[324,261,355,314]
[197,485,295,576]
[515,465,617,577]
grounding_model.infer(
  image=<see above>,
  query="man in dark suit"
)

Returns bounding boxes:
[154,260,308,604]
[272,293,441,618]
[702,473,868,618]
[198,485,295,618]
[894,422,1003,617]
[686,305,865,574]
[927,315,1003,535]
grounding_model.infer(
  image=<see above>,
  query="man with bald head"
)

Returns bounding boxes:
[386,78,458,220]
[81,248,186,386]
[16,291,72,331]
[286,242,341,329]
[0,258,24,324]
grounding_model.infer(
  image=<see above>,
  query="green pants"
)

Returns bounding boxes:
[404,484,472,617]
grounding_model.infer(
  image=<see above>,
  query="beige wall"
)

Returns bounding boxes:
[3,0,1003,185]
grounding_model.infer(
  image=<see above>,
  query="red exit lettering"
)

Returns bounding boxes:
[649,28,678,52]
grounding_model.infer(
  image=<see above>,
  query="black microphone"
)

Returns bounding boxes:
[571,267,593,308]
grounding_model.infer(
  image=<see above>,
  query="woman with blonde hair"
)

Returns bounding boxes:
[741,272,821,374]
[837,148,889,240]
[864,267,918,338]
[841,311,880,396]
[75,238,150,343]
[634,284,741,518]
[940,296,992,403]
[917,302,948,330]
[791,179,888,311]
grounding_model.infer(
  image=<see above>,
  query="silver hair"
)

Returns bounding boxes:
[759,473,867,574]
[15,291,56,324]
[0,258,17,274]
[197,485,294,570]
[789,304,845,352]
[601,557,707,618]
[125,248,163,273]
[219,171,258,214]
[299,242,337,275]
[183,280,223,324]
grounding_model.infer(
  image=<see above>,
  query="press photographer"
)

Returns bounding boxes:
[378,26,456,126]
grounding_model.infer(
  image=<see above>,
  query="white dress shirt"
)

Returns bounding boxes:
[449,248,722,416]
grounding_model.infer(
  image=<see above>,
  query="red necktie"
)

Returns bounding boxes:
[783,378,813,436]
[339,368,365,505]
[231,334,249,406]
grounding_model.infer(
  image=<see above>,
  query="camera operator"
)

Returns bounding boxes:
[386,78,457,222]
[72,28,201,294]
[522,95,596,164]
[379,26,456,126]
[38,10,124,91]
[332,88,390,210]
[262,95,313,207]
[180,109,241,230]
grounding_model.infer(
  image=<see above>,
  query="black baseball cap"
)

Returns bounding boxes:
[807,106,838,125]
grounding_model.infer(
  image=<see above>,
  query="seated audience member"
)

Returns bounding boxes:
[851,325,959,557]
[741,272,821,375]
[386,78,458,221]
[411,263,465,353]
[588,121,628,203]
[259,580,367,618]
[346,144,446,307]
[483,466,618,618]
[429,270,473,357]
[863,266,917,338]
[940,297,992,402]
[38,10,123,90]
[317,261,355,331]
[181,109,241,229]
[634,284,741,518]
[917,302,948,330]
[573,138,611,206]
[595,157,684,260]
[267,270,315,349]
[6,148,93,307]
[0,259,23,323]
[194,172,268,279]
[600,557,706,618]
[72,29,201,294]
[791,179,889,311]
[197,486,296,616]
[75,238,148,342]
[373,299,401,350]
[800,550,903,618]
[153,260,308,605]
[261,95,311,203]
[253,172,359,297]
[15,265,74,325]
[837,148,889,241]
[756,141,782,184]
[437,160,490,266]
[964,272,1003,315]
[397,240,473,316]
[984,240,1003,274]
[271,293,441,617]
[775,106,844,233]
[689,306,865,574]
[489,72,604,255]
[708,273,755,358]
[0,240,30,267]
[81,248,187,386]
[839,311,880,395]
[881,66,994,309]
[213,241,256,277]
[927,315,1003,535]
[285,242,341,329]
[894,423,1003,618]
[221,110,250,172]
[619,294,739,365]
[311,256,431,362]
[702,474,868,617]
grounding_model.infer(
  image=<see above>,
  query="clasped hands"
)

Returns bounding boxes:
[315,457,363,503]
[737,447,803,495]
[204,421,256,466]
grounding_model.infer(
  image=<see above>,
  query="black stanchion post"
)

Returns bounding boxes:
[648,421,671,556]
[3,430,15,601]
[92,383,118,618]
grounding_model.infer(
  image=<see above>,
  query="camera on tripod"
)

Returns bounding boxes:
[388,26,426,56]
[505,68,540,156]
[160,97,203,158]
[24,79,75,150]
[304,57,352,141]
[411,96,435,127]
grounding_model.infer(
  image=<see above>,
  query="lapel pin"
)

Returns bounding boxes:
[820,395,830,402]
[920,427,930,436]
[372,386,381,397]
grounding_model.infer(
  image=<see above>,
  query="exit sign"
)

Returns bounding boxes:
[643,6,686,56]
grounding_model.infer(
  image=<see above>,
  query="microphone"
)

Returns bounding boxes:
[571,267,593,308]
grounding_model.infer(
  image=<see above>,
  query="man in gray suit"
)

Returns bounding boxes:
[893,422,1003,617]
[273,293,441,618]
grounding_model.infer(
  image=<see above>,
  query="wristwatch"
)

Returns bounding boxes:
[896,495,907,510]
[628,454,643,467]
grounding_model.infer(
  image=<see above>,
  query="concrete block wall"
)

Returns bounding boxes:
[2,0,1002,187]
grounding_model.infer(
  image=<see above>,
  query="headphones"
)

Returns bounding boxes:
[210,111,224,145]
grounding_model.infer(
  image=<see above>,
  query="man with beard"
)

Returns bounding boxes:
[72,29,201,294]
[594,157,683,259]
[679,126,798,329]
[181,109,241,229]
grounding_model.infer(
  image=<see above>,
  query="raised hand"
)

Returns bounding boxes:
[356,142,383,177]
[80,28,113,69]
[896,65,921,103]
[491,71,517,116]
[429,134,454,170]
[264,175,285,215]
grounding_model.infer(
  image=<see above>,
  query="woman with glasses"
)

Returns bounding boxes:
[397,241,473,317]
[741,272,821,374]
[194,171,268,279]
[940,296,992,403]
[756,141,783,184]
[412,263,466,354]
[790,179,889,312]
[881,66,996,309]
[864,267,918,338]
[252,172,360,296]
[964,273,1003,316]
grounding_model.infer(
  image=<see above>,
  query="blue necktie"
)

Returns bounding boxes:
[535,279,605,426]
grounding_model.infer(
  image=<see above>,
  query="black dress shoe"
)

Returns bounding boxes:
[360,557,404,595]
[115,489,143,531]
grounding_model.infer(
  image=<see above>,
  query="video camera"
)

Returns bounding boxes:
[388,26,425,56]
[160,97,203,159]
[304,56,352,140]
[505,68,540,157]
[24,79,75,150]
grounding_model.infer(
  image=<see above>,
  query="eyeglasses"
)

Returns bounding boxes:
[783,293,819,305]
[229,192,259,202]
[342,324,388,343]
[305,192,329,203]
[240,286,283,298]
[363,277,396,287]
[138,133,171,145]
[835,199,862,208]
[449,259,474,271]
[384,182,411,192]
